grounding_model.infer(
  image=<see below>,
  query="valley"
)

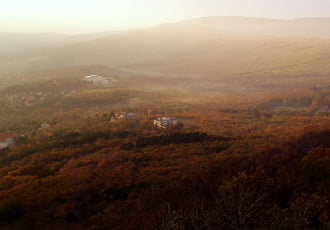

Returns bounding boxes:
[0,16,329,230]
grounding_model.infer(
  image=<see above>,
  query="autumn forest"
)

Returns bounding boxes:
[0,16,330,230]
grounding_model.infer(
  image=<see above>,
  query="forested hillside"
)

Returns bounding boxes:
[0,16,329,230]
[0,76,329,229]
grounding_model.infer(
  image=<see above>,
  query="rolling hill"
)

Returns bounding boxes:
[1,17,330,87]
[0,17,330,230]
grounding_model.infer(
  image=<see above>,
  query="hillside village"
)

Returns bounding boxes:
[0,75,120,110]
[82,75,117,85]
[0,90,77,110]
[0,114,181,150]
[2,92,50,108]
[1,14,330,230]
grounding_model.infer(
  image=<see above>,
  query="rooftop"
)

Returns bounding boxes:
[0,132,18,142]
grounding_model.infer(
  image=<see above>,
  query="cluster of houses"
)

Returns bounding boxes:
[1,90,77,110]
[82,75,117,85]
[0,115,180,150]
[2,92,50,109]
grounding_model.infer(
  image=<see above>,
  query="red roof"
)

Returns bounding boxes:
[0,132,18,142]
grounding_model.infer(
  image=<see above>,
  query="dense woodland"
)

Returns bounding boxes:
[0,73,329,230]
[0,17,330,230]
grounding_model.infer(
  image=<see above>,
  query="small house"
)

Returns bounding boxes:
[0,132,19,149]
[39,122,51,131]
[117,112,136,120]
[153,117,178,129]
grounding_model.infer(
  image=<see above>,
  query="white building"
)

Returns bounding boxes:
[0,133,18,149]
[117,112,136,120]
[39,122,51,131]
[153,117,178,129]
[82,75,116,85]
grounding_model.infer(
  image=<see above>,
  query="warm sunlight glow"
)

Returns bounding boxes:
[1,0,330,33]
[0,1,329,229]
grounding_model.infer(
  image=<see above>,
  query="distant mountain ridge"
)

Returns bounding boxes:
[0,32,68,54]
[1,16,330,80]
[173,16,330,38]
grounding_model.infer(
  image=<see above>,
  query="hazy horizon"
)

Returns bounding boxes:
[2,16,330,35]
[1,0,330,33]
[1,1,330,230]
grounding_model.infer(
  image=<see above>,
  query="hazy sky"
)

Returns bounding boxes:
[1,0,330,33]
